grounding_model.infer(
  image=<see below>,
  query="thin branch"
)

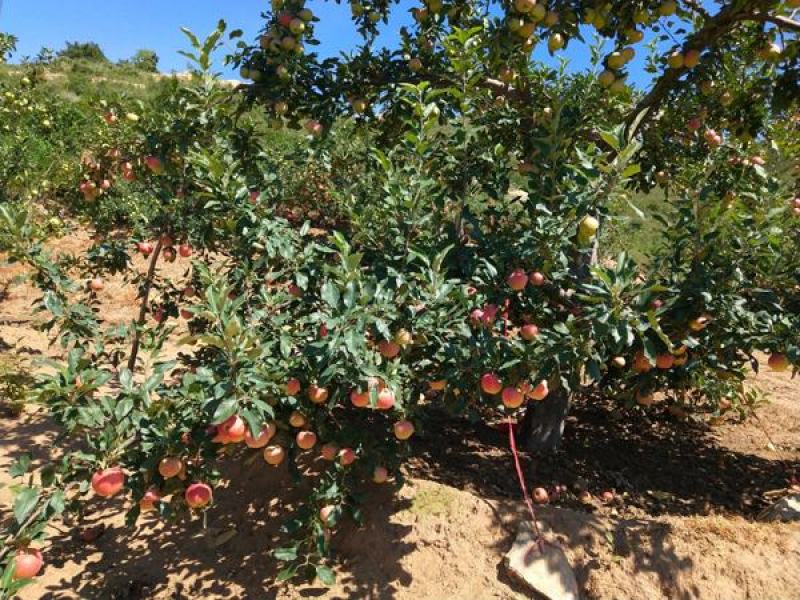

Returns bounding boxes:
[127,237,164,371]
[751,13,800,33]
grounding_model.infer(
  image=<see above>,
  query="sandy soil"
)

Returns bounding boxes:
[1,229,799,600]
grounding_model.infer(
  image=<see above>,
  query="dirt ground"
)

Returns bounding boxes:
[1,230,799,600]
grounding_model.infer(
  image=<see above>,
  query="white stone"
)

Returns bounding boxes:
[504,522,580,600]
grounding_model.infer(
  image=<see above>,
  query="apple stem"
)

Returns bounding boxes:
[127,236,164,371]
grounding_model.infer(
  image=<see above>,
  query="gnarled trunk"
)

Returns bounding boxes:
[518,387,570,453]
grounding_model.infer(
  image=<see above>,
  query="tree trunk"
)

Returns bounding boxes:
[518,388,570,453]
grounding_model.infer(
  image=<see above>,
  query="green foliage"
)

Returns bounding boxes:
[0,2,799,595]
[57,41,108,63]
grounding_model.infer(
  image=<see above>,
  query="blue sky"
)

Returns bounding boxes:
[1,0,681,87]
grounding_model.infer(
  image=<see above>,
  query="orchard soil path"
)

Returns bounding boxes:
[1,230,799,600]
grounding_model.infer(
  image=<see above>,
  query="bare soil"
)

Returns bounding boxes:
[1,230,799,600]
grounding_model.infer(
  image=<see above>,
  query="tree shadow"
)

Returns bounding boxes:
[412,396,798,517]
[27,455,415,600]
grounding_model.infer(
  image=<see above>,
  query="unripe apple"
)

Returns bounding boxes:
[719,91,733,106]
[158,456,183,479]
[296,430,317,450]
[579,215,599,239]
[548,33,565,53]
[298,8,313,21]
[377,388,396,410]
[264,445,286,465]
[289,18,305,34]
[481,373,503,395]
[351,2,365,16]
[498,67,515,83]
[658,1,677,16]
[622,47,635,62]
[280,36,297,51]
[610,78,628,95]
[667,51,684,69]
[501,387,525,409]
[286,378,301,396]
[276,65,290,80]
[394,329,413,347]
[373,466,389,483]
[352,98,369,114]
[768,353,789,372]
[339,447,357,465]
[598,70,616,88]
[13,548,43,580]
[321,443,339,461]
[513,0,535,14]
[530,4,546,21]
[633,8,649,24]
[409,57,423,72]
[507,269,529,291]
[529,380,549,401]
[139,488,161,512]
[612,356,626,369]
[607,52,625,70]
[185,482,213,508]
[625,29,643,43]
[92,467,125,498]
[394,420,415,440]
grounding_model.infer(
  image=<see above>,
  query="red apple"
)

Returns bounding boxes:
[320,443,339,461]
[158,457,183,479]
[394,420,415,440]
[308,384,329,404]
[91,467,125,498]
[178,244,192,258]
[520,324,540,341]
[529,380,549,401]
[285,378,301,396]
[768,353,789,372]
[13,548,43,580]
[296,430,317,450]
[532,487,549,504]
[339,447,357,465]
[481,373,503,395]
[507,269,529,291]
[502,387,524,409]
[139,488,161,512]
[377,388,396,410]
[264,445,286,465]
[245,423,276,448]
[373,466,389,483]
[529,271,545,286]
[378,340,401,359]
[185,482,213,508]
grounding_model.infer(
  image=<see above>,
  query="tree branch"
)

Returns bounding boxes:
[751,14,800,33]
[626,0,779,130]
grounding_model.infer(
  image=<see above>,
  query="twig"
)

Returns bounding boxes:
[127,237,164,371]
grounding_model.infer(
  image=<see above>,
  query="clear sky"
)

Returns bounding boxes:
[0,0,690,87]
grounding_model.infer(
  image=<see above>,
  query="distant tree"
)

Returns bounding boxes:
[58,41,108,62]
[0,33,17,63]
[35,47,56,65]
[129,49,159,73]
